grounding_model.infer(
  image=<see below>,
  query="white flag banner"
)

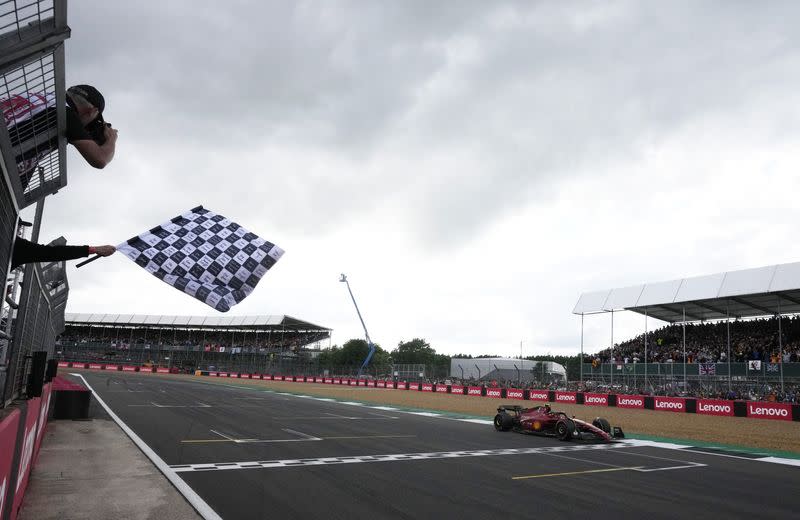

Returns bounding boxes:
[117,206,283,312]
[747,360,762,371]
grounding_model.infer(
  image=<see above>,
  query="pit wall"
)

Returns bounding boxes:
[0,383,52,520]
[61,362,799,422]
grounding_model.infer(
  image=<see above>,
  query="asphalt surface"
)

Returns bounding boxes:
[72,371,800,520]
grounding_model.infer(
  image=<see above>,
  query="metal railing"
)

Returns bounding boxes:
[0,0,69,407]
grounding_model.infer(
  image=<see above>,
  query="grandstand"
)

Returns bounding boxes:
[450,357,566,385]
[574,262,800,396]
[58,313,331,374]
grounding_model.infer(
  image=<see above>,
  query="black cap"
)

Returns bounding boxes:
[67,84,105,120]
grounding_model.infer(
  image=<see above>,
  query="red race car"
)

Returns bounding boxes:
[493,404,624,442]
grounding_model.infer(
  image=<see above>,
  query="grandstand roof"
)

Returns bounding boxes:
[573,262,800,323]
[65,313,330,331]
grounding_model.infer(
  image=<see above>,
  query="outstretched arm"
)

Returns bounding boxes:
[71,125,118,169]
[11,238,115,269]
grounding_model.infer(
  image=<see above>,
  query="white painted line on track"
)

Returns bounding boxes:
[169,443,631,473]
[71,373,222,520]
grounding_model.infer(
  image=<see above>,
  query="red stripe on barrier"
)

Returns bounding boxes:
[435,385,448,393]
[57,361,68,368]
[421,384,433,392]
[88,363,102,370]
[156,368,170,374]
[13,397,41,515]
[0,409,20,517]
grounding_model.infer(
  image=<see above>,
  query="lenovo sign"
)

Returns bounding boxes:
[696,399,734,417]
[486,388,503,398]
[436,385,449,393]
[617,396,645,409]
[451,385,465,394]
[555,392,576,403]
[747,402,792,421]
[583,393,608,406]
[506,389,524,400]
[467,386,483,396]
[528,390,549,401]
[654,397,685,412]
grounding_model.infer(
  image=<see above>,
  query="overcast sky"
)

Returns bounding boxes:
[25,1,800,357]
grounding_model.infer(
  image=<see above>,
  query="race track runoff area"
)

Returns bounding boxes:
[72,371,799,520]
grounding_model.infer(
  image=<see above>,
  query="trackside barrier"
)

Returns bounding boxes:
[180,371,800,422]
[653,396,686,413]
[12,395,41,519]
[485,388,504,399]
[696,399,734,417]
[583,393,609,406]
[0,409,21,519]
[506,389,524,400]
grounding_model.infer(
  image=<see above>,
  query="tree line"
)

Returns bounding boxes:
[315,338,582,380]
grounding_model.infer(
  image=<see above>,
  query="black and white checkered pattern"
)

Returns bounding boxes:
[169,443,627,473]
[117,206,283,312]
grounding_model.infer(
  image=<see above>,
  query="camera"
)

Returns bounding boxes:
[87,118,111,145]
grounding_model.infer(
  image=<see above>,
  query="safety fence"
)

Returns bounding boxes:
[1,3,70,516]
[1,0,69,408]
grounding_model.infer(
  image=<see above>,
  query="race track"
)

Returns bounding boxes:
[72,371,800,520]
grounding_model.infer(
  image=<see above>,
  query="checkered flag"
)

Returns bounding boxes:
[117,206,283,312]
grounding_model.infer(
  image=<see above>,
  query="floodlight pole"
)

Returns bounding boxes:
[778,299,784,394]
[339,274,375,377]
[682,307,687,389]
[580,313,584,390]
[610,310,614,388]
[644,308,648,392]
[726,303,731,393]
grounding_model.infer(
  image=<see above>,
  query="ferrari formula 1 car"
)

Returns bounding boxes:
[493,404,624,442]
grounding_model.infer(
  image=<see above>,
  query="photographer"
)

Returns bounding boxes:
[65,84,118,169]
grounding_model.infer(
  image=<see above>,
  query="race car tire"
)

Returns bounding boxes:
[556,418,574,441]
[494,413,513,431]
[592,417,611,434]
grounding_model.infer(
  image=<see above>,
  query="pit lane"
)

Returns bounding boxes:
[73,371,800,520]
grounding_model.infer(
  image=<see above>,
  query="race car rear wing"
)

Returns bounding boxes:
[497,405,525,413]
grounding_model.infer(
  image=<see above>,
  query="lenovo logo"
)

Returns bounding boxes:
[556,394,576,402]
[655,400,683,410]
[748,404,789,418]
[467,388,482,395]
[486,389,502,397]
[698,403,731,414]
[529,392,549,400]
[507,390,524,399]
[585,396,607,405]
[618,397,643,407]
